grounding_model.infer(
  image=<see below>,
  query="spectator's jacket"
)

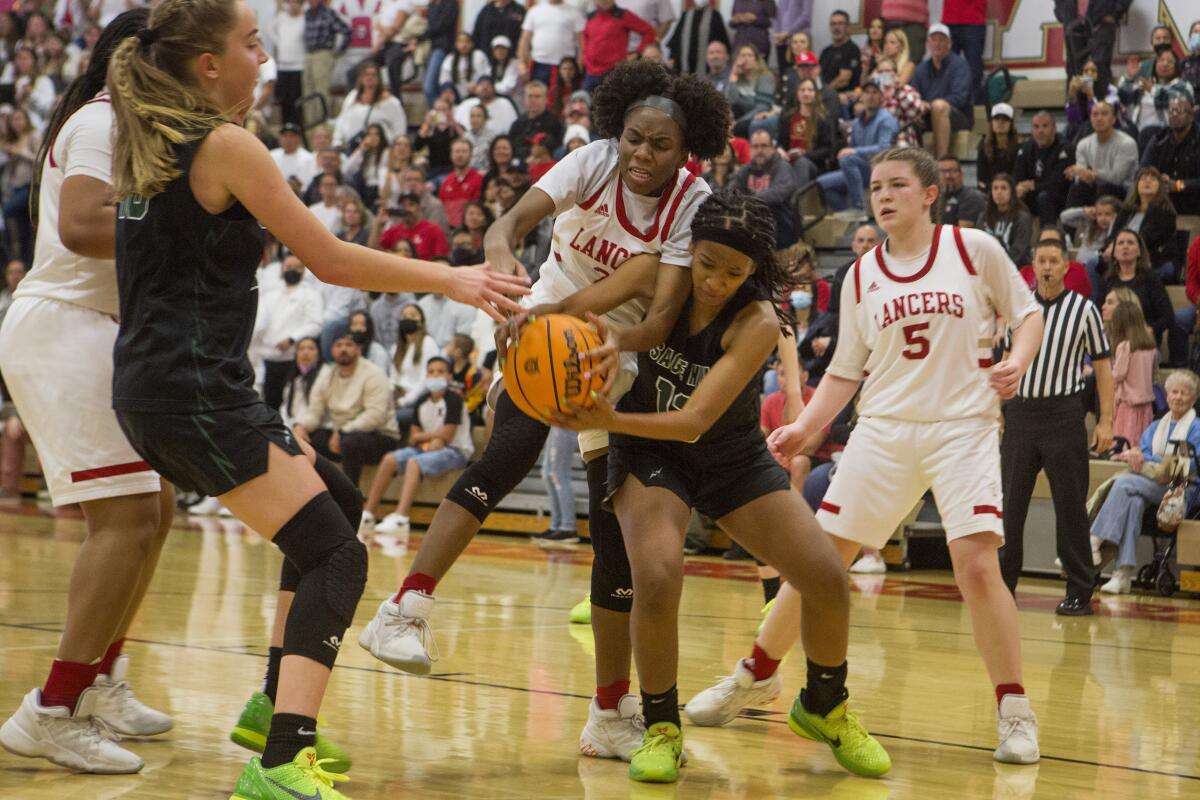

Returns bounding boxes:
[419,0,458,52]
[299,359,400,437]
[509,111,565,159]
[773,0,812,38]
[1114,204,1179,270]
[304,3,351,53]
[975,136,1020,192]
[472,0,526,59]
[582,6,655,76]
[724,71,777,119]
[847,107,898,158]
[772,112,838,172]
[666,6,730,78]
[1117,77,1193,130]
[1013,135,1073,197]
[734,153,797,208]
[912,52,973,119]
[1141,122,1200,216]
[1185,236,1200,306]
[778,67,842,121]
[258,284,324,363]
[1139,414,1200,475]
[1074,129,1138,190]
[380,219,450,260]
[880,0,928,24]
[1053,0,1132,24]
[1099,268,1173,339]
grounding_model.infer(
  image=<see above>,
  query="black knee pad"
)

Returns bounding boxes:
[279,556,301,593]
[586,456,633,614]
[273,493,368,668]
[445,391,548,522]
[313,453,363,528]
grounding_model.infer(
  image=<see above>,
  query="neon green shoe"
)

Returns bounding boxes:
[628,722,683,783]
[756,597,776,636]
[788,696,891,778]
[230,748,351,800]
[230,692,352,773]
[569,594,591,625]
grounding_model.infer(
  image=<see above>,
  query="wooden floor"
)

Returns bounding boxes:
[0,505,1198,799]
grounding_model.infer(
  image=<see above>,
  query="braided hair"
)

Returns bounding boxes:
[591,60,731,160]
[691,188,792,331]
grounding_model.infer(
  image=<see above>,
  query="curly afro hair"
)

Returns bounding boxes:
[590,60,731,161]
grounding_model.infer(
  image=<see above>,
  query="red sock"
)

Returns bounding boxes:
[995,683,1025,706]
[596,679,630,710]
[745,643,782,682]
[394,572,437,603]
[42,660,102,712]
[97,639,124,677]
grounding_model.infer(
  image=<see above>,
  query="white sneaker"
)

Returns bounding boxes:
[374,513,410,535]
[187,496,222,516]
[994,694,1040,764]
[357,593,437,674]
[684,659,782,727]
[849,553,887,574]
[358,511,376,538]
[1100,568,1133,595]
[0,687,144,773]
[92,656,173,737]
[578,695,644,761]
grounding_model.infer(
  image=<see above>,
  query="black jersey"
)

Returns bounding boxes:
[614,283,767,453]
[113,130,264,413]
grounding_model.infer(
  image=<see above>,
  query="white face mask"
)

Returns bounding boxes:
[693,0,709,7]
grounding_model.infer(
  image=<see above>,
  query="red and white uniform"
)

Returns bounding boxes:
[0,94,161,505]
[816,225,1039,546]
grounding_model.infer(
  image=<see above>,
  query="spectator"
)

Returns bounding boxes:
[735,128,798,247]
[976,103,1020,191]
[440,31,491,101]
[525,134,557,181]
[362,356,474,534]
[510,81,564,159]
[936,155,985,227]
[308,172,343,234]
[271,123,317,191]
[1090,370,1200,594]
[782,48,841,120]
[1118,49,1191,153]
[415,97,464,180]
[379,137,416,209]
[1061,194,1120,267]
[771,1,813,69]
[420,0,460,105]
[518,0,584,87]
[378,192,451,259]
[800,223,880,385]
[439,139,484,227]
[472,0,527,65]
[1140,93,1200,216]
[725,44,777,136]
[294,327,401,485]
[977,173,1033,267]
[1135,25,1176,79]
[1058,0,1129,99]
[301,146,342,205]
[1015,111,1073,226]
[764,76,837,183]
[370,0,413,93]
[348,309,392,374]
[464,104,496,171]
[728,0,775,59]
[881,0,929,64]
[400,165,452,232]
[942,0,985,102]
[666,0,730,79]
[391,302,440,406]
[418,284,477,348]
[912,24,973,159]
[3,47,55,130]
[870,57,924,148]
[281,337,323,427]
[1098,228,1173,343]
[460,201,495,250]
[549,56,583,115]
[488,35,521,97]
[622,0,676,52]
[1018,227,1092,300]
[1065,101,1138,210]
[819,10,860,95]
[1184,20,1200,98]
[881,27,914,86]
[333,62,407,149]
[1065,58,1120,143]
[860,17,885,78]
[316,275,367,359]
[449,228,483,266]
[1,109,38,267]
[453,75,518,136]
[702,141,739,190]
[1169,237,1200,367]
[1107,296,1158,446]
[339,194,373,246]
[344,123,389,207]
[310,124,334,153]
[580,0,656,92]
[446,333,485,416]
[537,425,579,542]
[303,0,351,121]
[1114,166,1179,282]
[258,255,324,412]
[816,78,896,220]
[480,135,522,197]
[369,290,416,353]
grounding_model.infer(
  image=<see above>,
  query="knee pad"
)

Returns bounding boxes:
[586,456,633,614]
[273,493,368,668]
[313,453,364,528]
[279,556,301,593]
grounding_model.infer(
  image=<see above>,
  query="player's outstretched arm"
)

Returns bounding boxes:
[483,186,556,277]
[197,124,528,321]
[767,374,860,466]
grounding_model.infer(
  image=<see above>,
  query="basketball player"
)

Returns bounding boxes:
[103,2,527,797]
[357,60,731,763]
[544,190,890,783]
[689,147,1046,764]
[0,11,176,775]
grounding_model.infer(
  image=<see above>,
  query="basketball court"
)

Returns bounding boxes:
[0,507,1196,798]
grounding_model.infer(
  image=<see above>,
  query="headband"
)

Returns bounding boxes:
[627,95,687,132]
[137,28,160,47]
[692,225,756,257]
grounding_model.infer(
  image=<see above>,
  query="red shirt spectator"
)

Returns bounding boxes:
[1018,261,1092,300]
[1186,236,1200,306]
[380,193,450,259]
[439,170,483,227]
[582,1,656,78]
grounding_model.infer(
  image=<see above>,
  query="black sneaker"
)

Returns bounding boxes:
[537,529,581,545]
[1055,596,1094,616]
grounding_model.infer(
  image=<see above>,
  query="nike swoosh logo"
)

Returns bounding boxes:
[820,673,835,680]
[266,777,322,800]
[297,728,317,736]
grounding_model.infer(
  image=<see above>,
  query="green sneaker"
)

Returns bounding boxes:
[788,696,891,778]
[230,692,352,773]
[230,748,351,800]
[569,594,591,625]
[628,722,683,783]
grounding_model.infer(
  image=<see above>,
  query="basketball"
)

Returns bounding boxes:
[503,314,606,420]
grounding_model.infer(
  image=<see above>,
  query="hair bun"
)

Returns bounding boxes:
[136,27,160,46]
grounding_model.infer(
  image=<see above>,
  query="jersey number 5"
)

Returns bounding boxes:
[901,322,930,360]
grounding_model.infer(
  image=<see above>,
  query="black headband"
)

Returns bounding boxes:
[692,225,756,258]
[627,95,687,132]
[136,27,160,47]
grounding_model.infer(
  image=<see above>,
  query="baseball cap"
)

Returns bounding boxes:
[280,122,302,135]
[795,51,818,66]
[862,77,883,91]
[491,35,512,49]
[928,23,951,39]
[990,102,1014,119]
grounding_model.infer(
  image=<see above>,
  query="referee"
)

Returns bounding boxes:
[1000,235,1113,616]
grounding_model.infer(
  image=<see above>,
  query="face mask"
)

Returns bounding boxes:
[1190,33,1200,51]
[397,318,420,335]
[790,290,813,310]
[693,0,709,7]
[1153,42,1173,55]
[283,270,303,285]
[426,377,449,393]
[452,247,481,265]
[350,330,370,347]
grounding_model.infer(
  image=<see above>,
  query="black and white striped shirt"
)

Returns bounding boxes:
[1013,289,1109,398]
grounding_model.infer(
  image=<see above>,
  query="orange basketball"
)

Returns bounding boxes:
[504,314,606,420]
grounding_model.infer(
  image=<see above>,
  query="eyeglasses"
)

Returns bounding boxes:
[1166,107,1192,116]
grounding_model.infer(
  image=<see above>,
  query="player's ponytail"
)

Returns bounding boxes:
[870,146,941,223]
[107,0,242,199]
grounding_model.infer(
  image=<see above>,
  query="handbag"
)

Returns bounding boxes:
[342,101,376,156]
[1157,477,1188,532]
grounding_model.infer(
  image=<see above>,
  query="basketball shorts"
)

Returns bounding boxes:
[0,296,161,505]
[607,439,791,521]
[815,415,1004,549]
[116,401,304,498]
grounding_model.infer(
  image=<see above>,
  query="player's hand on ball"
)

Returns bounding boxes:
[449,264,530,322]
[989,359,1022,400]
[582,313,621,395]
[544,392,614,431]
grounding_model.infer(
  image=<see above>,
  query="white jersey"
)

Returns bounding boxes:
[533,138,709,330]
[14,94,119,316]
[827,225,1039,423]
